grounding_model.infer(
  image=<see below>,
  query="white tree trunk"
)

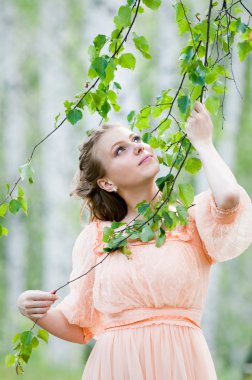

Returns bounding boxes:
[1,2,27,338]
[37,0,85,365]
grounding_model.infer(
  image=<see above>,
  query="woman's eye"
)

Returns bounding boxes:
[115,146,125,155]
[115,135,141,156]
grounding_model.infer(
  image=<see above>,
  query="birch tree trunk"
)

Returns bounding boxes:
[0,2,27,348]
[37,0,86,365]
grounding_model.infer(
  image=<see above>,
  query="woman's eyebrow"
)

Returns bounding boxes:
[110,133,135,152]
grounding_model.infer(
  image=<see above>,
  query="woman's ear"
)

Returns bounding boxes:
[97,178,116,193]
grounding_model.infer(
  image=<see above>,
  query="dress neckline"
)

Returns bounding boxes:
[93,218,194,255]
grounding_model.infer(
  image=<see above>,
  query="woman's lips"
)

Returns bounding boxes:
[139,155,153,165]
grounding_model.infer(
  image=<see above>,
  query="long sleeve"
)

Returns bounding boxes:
[55,221,104,343]
[188,184,252,264]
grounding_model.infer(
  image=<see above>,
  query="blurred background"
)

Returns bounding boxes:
[0,0,251,379]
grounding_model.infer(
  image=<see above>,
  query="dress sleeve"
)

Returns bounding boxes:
[189,184,252,264]
[54,221,104,343]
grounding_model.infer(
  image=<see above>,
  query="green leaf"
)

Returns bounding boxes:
[177,19,189,35]
[54,112,61,128]
[112,101,120,112]
[9,199,22,215]
[158,118,172,136]
[127,110,136,123]
[88,44,97,62]
[37,329,49,344]
[93,34,107,50]
[132,32,152,59]
[17,185,24,198]
[113,81,122,90]
[114,5,131,28]
[174,2,189,35]
[12,333,21,344]
[178,183,194,207]
[99,101,111,119]
[238,40,252,62]
[235,18,248,33]
[120,245,133,256]
[141,107,151,117]
[212,80,226,94]
[20,331,33,346]
[177,95,191,116]
[118,53,136,70]
[234,7,243,13]
[205,96,220,115]
[31,336,40,348]
[16,363,24,375]
[137,202,150,215]
[91,89,106,108]
[162,211,173,229]
[102,226,114,243]
[18,197,28,215]
[141,132,152,143]
[19,162,35,184]
[0,203,8,217]
[139,224,155,242]
[91,57,109,80]
[205,70,218,84]
[111,221,125,229]
[0,224,8,236]
[179,45,194,64]
[66,109,83,125]
[156,173,174,192]
[64,100,75,111]
[20,347,32,363]
[155,227,166,247]
[127,0,135,6]
[142,0,161,9]
[148,136,160,148]
[5,354,16,367]
[189,61,207,86]
[176,204,189,225]
[185,157,202,174]
[107,90,117,104]
[215,65,226,76]
[108,38,124,55]
[103,59,116,85]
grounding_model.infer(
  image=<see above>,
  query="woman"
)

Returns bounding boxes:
[17,102,252,379]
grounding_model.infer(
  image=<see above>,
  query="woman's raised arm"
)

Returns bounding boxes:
[186,101,240,210]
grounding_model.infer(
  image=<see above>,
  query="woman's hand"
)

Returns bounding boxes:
[185,101,213,149]
[17,290,59,320]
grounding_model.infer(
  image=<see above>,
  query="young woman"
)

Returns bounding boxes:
[17,102,252,379]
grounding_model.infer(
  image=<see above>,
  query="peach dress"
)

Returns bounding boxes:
[55,184,252,380]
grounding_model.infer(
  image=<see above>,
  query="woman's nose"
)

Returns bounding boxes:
[134,143,144,154]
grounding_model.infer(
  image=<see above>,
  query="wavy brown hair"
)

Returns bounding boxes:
[70,123,128,222]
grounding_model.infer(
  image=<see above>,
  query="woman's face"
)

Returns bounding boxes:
[96,126,160,192]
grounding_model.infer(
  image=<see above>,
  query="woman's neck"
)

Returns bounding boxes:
[119,182,162,221]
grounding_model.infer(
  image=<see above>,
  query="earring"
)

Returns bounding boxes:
[113,186,118,192]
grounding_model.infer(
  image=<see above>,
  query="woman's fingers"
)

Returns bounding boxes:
[26,291,58,302]
[194,101,204,113]
[190,109,198,118]
[25,300,55,308]
[17,290,59,319]
[27,307,50,314]
[30,314,47,319]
